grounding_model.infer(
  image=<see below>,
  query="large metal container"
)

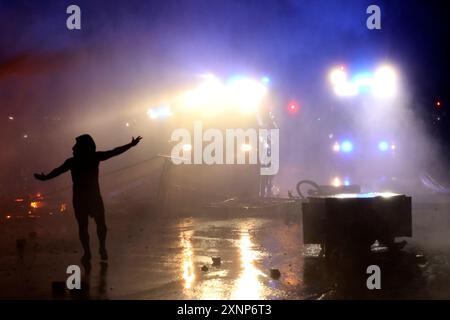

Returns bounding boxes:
[302,193,412,254]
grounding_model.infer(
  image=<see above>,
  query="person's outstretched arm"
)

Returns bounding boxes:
[34,159,72,181]
[97,136,142,161]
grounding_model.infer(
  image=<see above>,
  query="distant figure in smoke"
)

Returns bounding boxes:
[34,134,142,264]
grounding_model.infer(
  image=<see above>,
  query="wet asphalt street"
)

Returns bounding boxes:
[1,198,450,299]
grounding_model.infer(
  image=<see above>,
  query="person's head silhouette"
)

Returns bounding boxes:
[73,134,96,158]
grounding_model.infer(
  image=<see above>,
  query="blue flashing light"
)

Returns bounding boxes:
[147,105,172,120]
[352,73,374,93]
[378,141,389,152]
[228,75,246,84]
[261,76,271,84]
[341,140,353,153]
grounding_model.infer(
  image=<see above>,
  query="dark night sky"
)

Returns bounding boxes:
[0,0,449,195]
[1,0,449,101]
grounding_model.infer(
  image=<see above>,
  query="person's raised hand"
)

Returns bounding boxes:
[34,173,47,181]
[131,136,142,147]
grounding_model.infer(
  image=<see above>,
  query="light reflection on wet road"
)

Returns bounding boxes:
[180,230,195,291]
[174,217,302,300]
[1,203,450,299]
[231,226,267,299]
[0,214,305,299]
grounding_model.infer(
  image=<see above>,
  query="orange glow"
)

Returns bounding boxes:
[332,177,342,187]
[30,201,43,209]
[15,198,24,202]
[6,215,12,219]
[60,203,67,213]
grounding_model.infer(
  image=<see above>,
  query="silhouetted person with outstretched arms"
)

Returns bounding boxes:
[34,134,142,264]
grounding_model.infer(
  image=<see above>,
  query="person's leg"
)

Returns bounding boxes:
[94,202,108,260]
[75,211,91,262]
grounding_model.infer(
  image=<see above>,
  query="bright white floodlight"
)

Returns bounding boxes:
[329,65,398,99]
[329,67,358,97]
[329,68,347,85]
[372,65,398,99]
